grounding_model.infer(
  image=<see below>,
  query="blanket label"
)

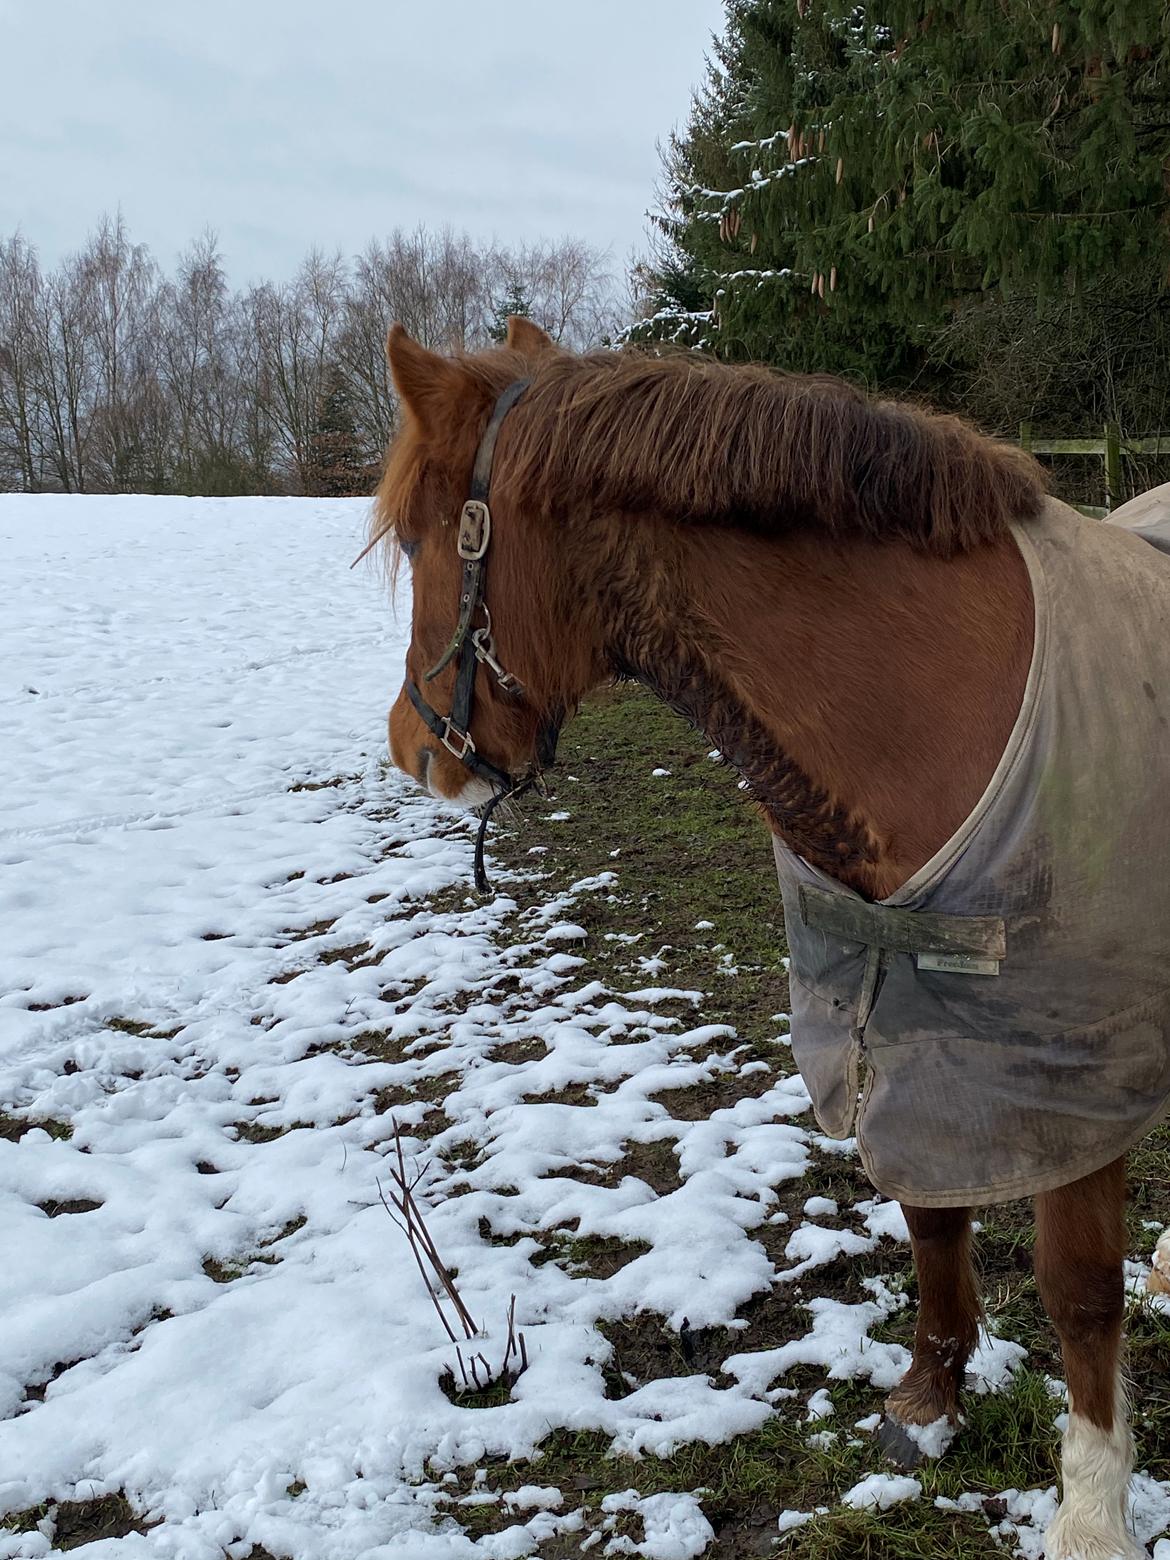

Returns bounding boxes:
[917,952,1001,977]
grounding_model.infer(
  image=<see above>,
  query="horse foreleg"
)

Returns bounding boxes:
[1035,1156,1143,1560]
[881,1204,980,1466]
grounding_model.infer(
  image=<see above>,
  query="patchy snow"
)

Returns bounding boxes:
[724,1278,912,1400]
[0,495,810,1554]
[940,1475,1170,1560]
[805,1387,836,1421]
[501,1484,564,1513]
[899,1415,957,1460]
[599,1490,713,1559]
[2,495,1167,1560]
[841,1472,922,1510]
[776,1506,821,1532]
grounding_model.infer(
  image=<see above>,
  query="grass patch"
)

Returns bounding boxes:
[531,1233,652,1279]
[230,1119,311,1144]
[487,684,789,1050]
[2,1493,156,1548]
[36,1198,102,1218]
[0,1111,72,1143]
[106,1016,182,1038]
[202,1216,307,1283]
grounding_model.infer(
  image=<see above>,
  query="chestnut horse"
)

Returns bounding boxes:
[372,317,1169,1560]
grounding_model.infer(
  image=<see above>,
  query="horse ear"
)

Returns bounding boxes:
[386,324,461,431]
[505,315,556,355]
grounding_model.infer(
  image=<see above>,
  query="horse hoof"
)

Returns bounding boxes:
[877,1416,927,1470]
[877,1413,957,1470]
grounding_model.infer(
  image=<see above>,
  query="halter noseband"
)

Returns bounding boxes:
[405,376,561,892]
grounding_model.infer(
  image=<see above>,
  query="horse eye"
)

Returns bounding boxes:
[400,538,420,562]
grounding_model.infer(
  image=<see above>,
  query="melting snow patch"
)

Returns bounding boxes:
[599,1490,714,1559]
[502,1485,564,1512]
[805,1388,835,1421]
[968,1330,1028,1393]
[725,1280,911,1399]
[856,1196,910,1243]
[776,1507,821,1533]
[545,923,588,943]
[898,1415,957,1460]
[842,1473,922,1510]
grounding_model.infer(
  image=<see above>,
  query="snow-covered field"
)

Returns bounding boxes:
[1,496,1167,1559]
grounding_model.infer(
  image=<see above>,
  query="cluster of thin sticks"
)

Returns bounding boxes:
[378,1120,529,1392]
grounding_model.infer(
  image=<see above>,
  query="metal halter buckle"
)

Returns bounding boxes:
[457,500,491,560]
[471,620,523,694]
[438,718,476,762]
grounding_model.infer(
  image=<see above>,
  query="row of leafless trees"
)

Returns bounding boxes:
[0,215,625,495]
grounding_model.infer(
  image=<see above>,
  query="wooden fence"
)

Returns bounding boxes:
[1018,422,1170,518]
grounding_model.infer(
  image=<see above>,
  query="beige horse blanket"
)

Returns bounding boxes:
[774,496,1170,1207]
[1108,479,1170,554]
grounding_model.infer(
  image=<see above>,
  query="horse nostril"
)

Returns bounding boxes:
[418,748,432,788]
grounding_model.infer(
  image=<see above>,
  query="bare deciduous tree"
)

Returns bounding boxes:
[0,217,625,495]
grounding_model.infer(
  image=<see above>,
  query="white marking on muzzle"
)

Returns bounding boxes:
[426,770,495,811]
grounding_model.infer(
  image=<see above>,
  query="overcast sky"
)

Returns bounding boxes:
[1,0,725,284]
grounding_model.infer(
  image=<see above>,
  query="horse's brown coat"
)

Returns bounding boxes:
[375,331,1038,897]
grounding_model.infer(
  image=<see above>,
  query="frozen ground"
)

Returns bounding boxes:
[1,496,1167,1559]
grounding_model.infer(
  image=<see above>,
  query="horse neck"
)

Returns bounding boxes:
[592,517,1034,900]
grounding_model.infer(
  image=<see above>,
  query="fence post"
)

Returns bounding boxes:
[1103,421,1122,512]
[1018,420,1033,454]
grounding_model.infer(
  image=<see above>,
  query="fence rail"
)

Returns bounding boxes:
[1018,421,1170,516]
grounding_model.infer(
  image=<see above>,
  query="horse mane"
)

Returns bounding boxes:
[489,350,1046,556]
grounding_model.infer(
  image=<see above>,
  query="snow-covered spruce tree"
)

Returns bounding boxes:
[636,0,1170,394]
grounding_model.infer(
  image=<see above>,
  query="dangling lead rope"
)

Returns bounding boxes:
[473,777,534,895]
[472,716,562,895]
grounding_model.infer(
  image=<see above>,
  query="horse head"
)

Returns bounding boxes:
[373,316,601,808]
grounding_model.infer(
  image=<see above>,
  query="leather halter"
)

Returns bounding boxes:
[405,377,561,892]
